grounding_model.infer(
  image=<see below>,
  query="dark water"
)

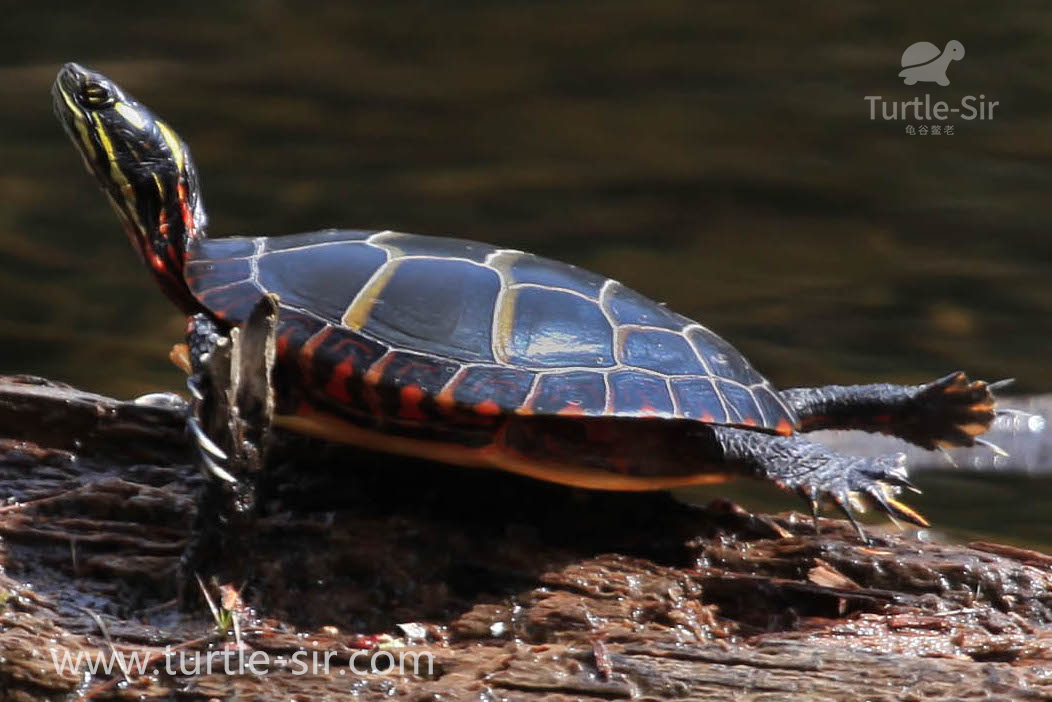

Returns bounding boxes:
[0,4,1049,542]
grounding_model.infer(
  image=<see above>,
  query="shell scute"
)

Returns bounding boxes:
[608,370,675,417]
[621,328,705,375]
[530,371,607,416]
[365,258,500,363]
[505,287,614,368]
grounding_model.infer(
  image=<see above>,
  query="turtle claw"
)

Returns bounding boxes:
[187,415,228,462]
[186,374,206,402]
[187,414,237,484]
[786,449,927,540]
[830,491,869,543]
[818,452,930,538]
[988,378,1015,393]
[797,486,822,533]
[936,446,959,469]
[975,437,1010,458]
[858,483,904,531]
[200,451,239,485]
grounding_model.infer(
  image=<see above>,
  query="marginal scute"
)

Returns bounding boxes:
[452,366,535,410]
[531,371,607,415]
[608,370,675,416]
[307,324,388,410]
[714,380,763,426]
[371,351,459,420]
[753,385,799,431]
[198,281,264,323]
[670,377,728,423]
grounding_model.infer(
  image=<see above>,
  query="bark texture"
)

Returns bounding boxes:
[0,375,1050,701]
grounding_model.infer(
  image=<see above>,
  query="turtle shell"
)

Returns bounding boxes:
[901,41,941,68]
[184,229,798,435]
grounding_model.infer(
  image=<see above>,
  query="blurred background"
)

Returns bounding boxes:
[0,3,1049,542]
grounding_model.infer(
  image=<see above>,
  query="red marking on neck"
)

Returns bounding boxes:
[177,182,195,240]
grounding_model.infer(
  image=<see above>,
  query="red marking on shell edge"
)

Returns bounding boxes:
[399,385,427,421]
[276,331,292,358]
[298,329,330,379]
[700,411,715,422]
[557,404,586,417]
[363,354,394,418]
[325,358,354,403]
[435,386,456,414]
[776,418,794,436]
[474,399,501,417]
[742,417,757,427]
[873,414,893,424]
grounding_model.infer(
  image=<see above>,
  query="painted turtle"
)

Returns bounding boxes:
[52,63,1006,535]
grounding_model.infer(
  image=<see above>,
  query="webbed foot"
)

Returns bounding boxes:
[906,371,999,450]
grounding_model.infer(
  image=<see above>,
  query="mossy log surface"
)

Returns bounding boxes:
[0,375,1051,701]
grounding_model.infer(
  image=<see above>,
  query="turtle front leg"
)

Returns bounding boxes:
[709,425,926,540]
[183,314,236,483]
[178,298,280,605]
[781,372,1005,452]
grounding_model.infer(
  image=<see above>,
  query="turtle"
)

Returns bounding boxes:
[52,62,1007,537]
[899,40,965,86]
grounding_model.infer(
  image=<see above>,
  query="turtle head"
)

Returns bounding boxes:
[944,40,965,61]
[53,62,205,313]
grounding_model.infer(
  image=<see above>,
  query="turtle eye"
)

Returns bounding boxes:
[77,81,115,109]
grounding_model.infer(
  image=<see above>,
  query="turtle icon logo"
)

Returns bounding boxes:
[899,40,965,86]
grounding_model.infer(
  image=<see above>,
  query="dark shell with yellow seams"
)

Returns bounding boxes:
[183,229,798,437]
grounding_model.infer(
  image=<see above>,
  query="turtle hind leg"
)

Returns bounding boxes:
[781,372,1000,452]
[710,425,928,541]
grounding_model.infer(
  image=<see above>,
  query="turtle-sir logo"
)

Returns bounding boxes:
[899,40,964,86]
[864,40,998,132]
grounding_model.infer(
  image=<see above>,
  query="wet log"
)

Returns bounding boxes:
[0,374,1051,701]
